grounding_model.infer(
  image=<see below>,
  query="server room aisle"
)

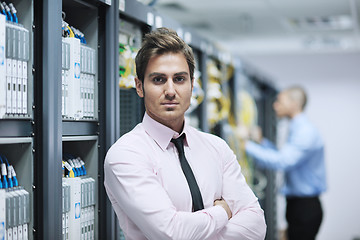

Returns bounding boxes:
[2,0,359,240]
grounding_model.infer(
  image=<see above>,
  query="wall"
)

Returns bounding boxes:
[243,53,360,240]
[306,80,360,240]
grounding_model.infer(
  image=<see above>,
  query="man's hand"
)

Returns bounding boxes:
[214,199,232,220]
[250,125,263,144]
[236,125,250,141]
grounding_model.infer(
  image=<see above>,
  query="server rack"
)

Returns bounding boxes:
[243,71,278,240]
[0,0,34,239]
[60,3,101,238]
[32,0,113,239]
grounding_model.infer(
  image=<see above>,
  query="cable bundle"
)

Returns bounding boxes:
[63,154,87,178]
[0,154,18,189]
[0,2,18,23]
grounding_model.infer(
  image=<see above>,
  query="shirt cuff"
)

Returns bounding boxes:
[204,205,229,233]
[245,140,257,154]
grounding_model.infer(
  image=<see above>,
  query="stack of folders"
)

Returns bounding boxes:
[0,13,30,118]
[62,177,96,240]
[3,187,30,240]
[61,37,96,120]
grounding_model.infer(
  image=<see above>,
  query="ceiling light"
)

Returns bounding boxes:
[288,15,353,31]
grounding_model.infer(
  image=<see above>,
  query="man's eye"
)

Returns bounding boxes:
[175,76,185,82]
[153,77,164,83]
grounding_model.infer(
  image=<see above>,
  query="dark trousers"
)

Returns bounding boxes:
[286,196,323,240]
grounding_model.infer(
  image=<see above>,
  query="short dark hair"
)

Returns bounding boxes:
[135,27,195,83]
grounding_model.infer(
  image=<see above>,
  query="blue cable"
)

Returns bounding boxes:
[78,158,86,176]
[9,3,18,23]
[11,165,18,187]
[81,33,86,44]
[81,164,87,175]
[76,158,84,176]
[2,155,17,187]
[74,158,83,176]
[0,155,2,188]
[0,157,2,188]
[68,154,82,176]
[66,158,78,177]
[63,154,78,177]
[3,2,13,22]
[0,155,8,189]
[0,3,6,15]
[3,157,13,188]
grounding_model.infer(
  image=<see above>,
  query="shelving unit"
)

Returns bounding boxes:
[0,0,34,239]
[0,138,33,239]
[251,76,278,240]
[62,136,99,239]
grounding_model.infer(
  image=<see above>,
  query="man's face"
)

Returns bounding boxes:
[273,92,293,118]
[135,52,193,131]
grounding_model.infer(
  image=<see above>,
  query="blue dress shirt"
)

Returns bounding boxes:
[246,113,327,197]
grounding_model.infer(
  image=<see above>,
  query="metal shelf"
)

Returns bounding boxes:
[0,137,33,144]
[62,135,98,142]
[62,120,99,136]
[0,118,33,137]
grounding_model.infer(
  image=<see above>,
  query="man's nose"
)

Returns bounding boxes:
[164,79,176,96]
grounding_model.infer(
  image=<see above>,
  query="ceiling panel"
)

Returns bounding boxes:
[153,0,360,54]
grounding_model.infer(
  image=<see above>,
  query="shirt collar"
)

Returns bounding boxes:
[142,112,191,151]
[290,112,306,130]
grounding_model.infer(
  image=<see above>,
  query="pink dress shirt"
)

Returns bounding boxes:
[104,113,266,240]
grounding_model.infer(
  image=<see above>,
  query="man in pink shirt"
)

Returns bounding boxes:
[104,27,266,240]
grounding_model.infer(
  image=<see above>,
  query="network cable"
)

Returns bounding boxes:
[64,155,78,177]
[2,156,13,188]
[67,24,74,38]
[2,154,18,187]
[0,155,8,188]
[64,153,85,177]
[2,2,13,22]
[8,3,18,23]
[63,160,75,178]
[0,2,6,15]
[63,153,87,176]
[72,157,83,176]
[77,157,87,175]
[62,20,71,37]
[64,154,79,176]
[70,26,86,43]
[69,159,79,177]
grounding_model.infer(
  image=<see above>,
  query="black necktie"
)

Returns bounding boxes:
[171,134,204,211]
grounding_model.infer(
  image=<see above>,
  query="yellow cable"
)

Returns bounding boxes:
[67,26,75,38]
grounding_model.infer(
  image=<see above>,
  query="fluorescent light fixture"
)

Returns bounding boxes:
[287,15,353,31]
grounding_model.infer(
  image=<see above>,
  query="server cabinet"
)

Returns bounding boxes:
[0,0,34,239]
[252,78,278,240]
[32,0,112,239]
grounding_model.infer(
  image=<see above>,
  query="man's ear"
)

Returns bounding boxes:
[135,77,144,98]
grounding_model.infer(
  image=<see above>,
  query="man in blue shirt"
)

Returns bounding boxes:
[244,86,327,240]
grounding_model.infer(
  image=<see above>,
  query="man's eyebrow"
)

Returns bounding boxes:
[148,72,189,77]
[174,72,189,76]
[148,72,166,78]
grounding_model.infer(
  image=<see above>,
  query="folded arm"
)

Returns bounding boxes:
[104,144,229,240]
[217,140,267,240]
